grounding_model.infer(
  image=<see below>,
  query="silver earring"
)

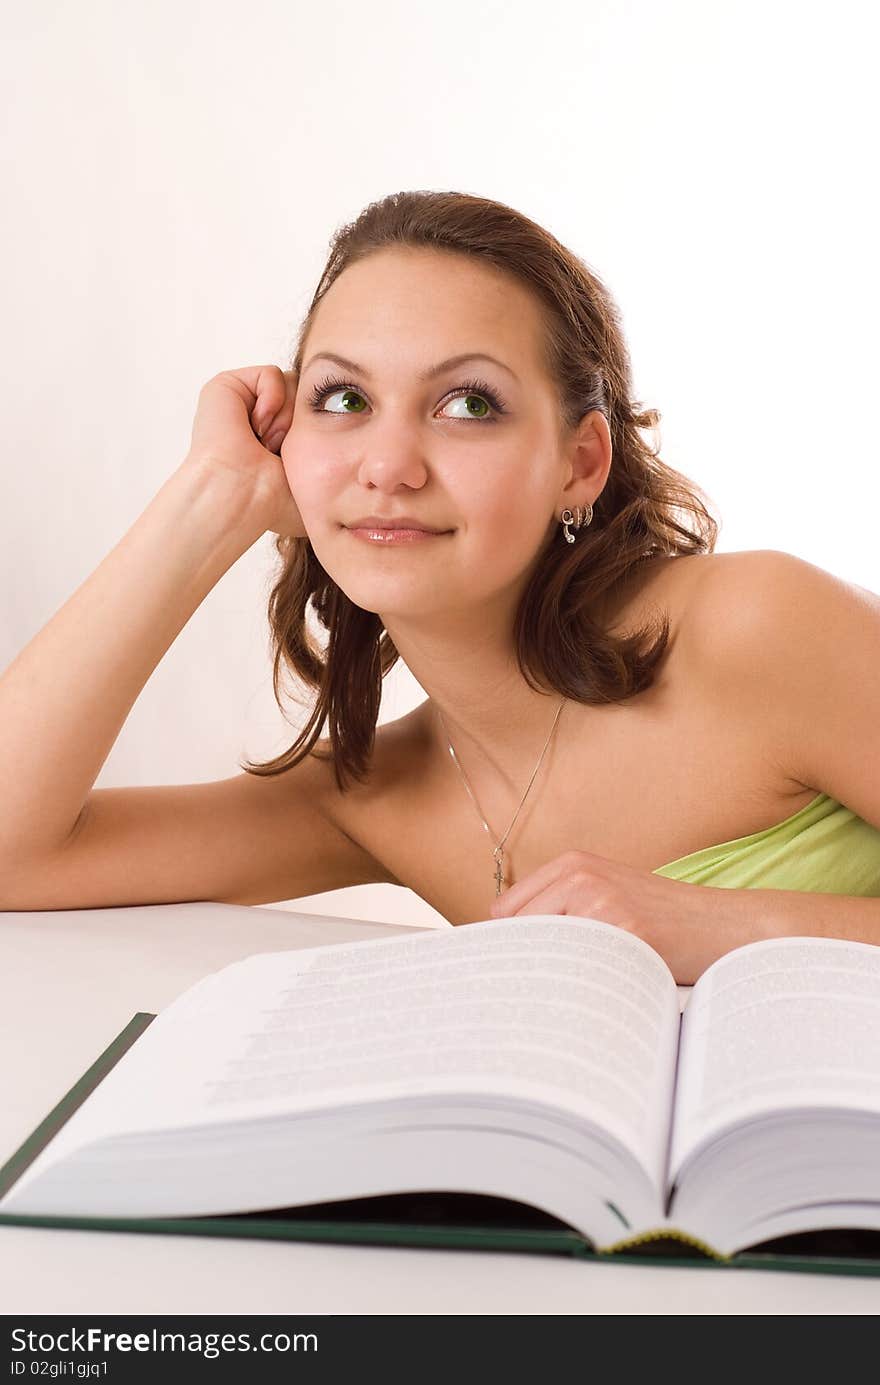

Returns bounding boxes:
[560,502,594,544]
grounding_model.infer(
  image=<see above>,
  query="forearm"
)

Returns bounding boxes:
[683,883,880,983]
[0,455,266,863]
[716,884,880,946]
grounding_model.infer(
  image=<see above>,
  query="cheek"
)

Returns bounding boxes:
[478,480,552,548]
[281,444,343,511]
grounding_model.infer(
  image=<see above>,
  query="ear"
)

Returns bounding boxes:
[559,409,612,513]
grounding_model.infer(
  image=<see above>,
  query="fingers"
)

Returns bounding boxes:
[262,426,287,454]
[255,366,299,443]
[247,365,284,440]
[213,364,296,447]
[258,368,299,449]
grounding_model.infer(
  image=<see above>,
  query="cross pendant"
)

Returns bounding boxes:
[493,847,505,896]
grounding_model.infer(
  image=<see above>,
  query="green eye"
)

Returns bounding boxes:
[443,393,491,419]
[320,388,367,413]
[307,374,506,422]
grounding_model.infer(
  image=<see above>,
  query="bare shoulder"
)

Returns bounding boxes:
[692,549,880,818]
[676,547,807,671]
[681,548,880,793]
[683,547,877,653]
[309,707,428,886]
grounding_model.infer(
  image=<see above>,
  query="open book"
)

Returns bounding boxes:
[3,915,880,1269]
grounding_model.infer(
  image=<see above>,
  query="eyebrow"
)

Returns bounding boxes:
[302,350,520,384]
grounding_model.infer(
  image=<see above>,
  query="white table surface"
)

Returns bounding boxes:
[1,900,877,1316]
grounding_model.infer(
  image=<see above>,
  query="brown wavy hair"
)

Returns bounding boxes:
[241,189,720,792]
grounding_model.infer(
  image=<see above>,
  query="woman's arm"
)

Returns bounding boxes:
[699,885,880,949]
[0,458,265,868]
[0,364,300,873]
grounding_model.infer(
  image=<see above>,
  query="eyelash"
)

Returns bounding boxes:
[306,373,508,422]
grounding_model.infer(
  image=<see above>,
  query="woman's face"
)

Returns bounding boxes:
[281,246,582,622]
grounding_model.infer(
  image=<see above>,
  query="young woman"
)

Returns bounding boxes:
[2,190,878,984]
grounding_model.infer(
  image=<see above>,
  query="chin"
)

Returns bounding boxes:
[341,585,447,616]
[334,576,457,620]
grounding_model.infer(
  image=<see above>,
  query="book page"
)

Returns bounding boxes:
[22,916,680,1191]
[668,936,880,1181]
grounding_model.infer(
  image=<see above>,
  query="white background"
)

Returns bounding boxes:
[1,0,877,927]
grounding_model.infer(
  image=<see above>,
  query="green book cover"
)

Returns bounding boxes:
[2,1014,880,1278]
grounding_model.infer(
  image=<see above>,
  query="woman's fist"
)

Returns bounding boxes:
[186,364,306,538]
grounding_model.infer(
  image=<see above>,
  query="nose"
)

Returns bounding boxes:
[355,425,430,492]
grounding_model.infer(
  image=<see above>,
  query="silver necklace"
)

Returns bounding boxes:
[436,697,567,898]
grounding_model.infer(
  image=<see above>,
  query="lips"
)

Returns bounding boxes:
[345,515,451,533]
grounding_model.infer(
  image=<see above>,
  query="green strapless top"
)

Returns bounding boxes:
[652,792,880,895]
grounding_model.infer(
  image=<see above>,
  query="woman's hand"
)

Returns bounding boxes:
[184,364,307,538]
[487,849,727,984]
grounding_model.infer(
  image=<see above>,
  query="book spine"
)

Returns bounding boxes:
[597,1227,731,1261]
[0,1013,155,1202]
